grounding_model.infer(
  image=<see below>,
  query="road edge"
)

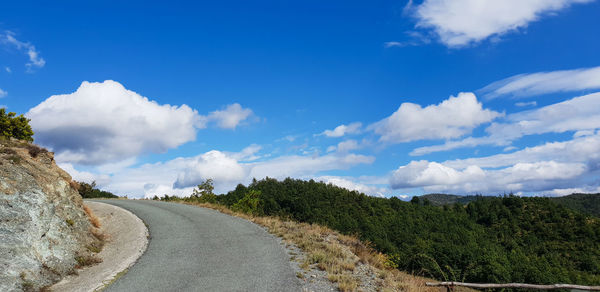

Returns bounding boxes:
[50,201,149,292]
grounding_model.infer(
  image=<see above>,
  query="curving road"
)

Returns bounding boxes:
[96,199,301,292]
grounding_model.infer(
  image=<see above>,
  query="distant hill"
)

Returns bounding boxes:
[419,193,481,206]
[419,193,600,217]
[551,193,600,217]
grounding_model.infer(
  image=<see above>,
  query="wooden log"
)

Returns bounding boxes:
[425,281,600,290]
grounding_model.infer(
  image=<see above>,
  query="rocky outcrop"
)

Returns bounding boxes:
[0,139,101,291]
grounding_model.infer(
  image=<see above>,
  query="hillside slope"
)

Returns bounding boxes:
[213,178,600,286]
[0,139,102,291]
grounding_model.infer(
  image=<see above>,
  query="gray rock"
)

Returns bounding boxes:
[0,140,100,291]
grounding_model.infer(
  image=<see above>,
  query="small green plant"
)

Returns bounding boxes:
[8,155,21,164]
[66,219,74,226]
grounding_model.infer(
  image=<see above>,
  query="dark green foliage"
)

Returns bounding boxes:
[419,193,482,206]
[421,193,600,218]
[75,181,118,198]
[0,108,34,142]
[231,189,262,215]
[551,193,600,217]
[215,177,600,285]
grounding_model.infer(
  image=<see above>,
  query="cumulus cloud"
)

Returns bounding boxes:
[411,92,600,155]
[369,92,501,143]
[58,163,110,186]
[205,103,254,129]
[395,132,600,194]
[319,122,362,138]
[173,151,248,189]
[0,88,6,98]
[27,80,202,165]
[480,66,600,100]
[412,0,592,47]
[391,160,587,194]
[85,146,376,198]
[0,31,46,71]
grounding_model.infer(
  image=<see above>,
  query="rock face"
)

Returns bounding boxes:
[0,139,101,291]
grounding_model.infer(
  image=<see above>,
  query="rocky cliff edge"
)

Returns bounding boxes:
[0,139,102,291]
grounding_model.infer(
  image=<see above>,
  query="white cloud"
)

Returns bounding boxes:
[206,103,253,129]
[4,67,10,73]
[58,163,110,186]
[395,132,600,195]
[411,92,600,155]
[480,66,600,100]
[328,139,361,153]
[515,101,537,107]
[316,176,388,197]
[413,0,592,47]
[27,80,201,165]
[369,92,501,143]
[1,31,46,71]
[226,144,262,161]
[0,88,6,98]
[443,132,600,169]
[173,150,248,189]
[391,159,588,194]
[248,153,375,182]
[320,122,362,138]
[76,147,376,198]
[384,41,405,48]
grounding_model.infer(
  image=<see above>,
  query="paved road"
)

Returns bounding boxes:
[96,199,301,292]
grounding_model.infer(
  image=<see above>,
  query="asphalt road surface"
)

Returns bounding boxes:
[97,199,301,292]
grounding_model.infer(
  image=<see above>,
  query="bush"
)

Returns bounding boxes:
[74,181,118,198]
[0,108,34,142]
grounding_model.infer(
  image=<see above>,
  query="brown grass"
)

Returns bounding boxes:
[176,201,450,291]
[70,180,80,191]
[25,143,48,158]
[83,204,101,228]
[75,254,102,268]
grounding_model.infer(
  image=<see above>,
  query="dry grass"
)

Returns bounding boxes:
[74,254,102,268]
[83,204,101,228]
[177,201,450,292]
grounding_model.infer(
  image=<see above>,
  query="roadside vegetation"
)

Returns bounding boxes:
[157,194,440,291]
[156,178,600,289]
[74,181,119,199]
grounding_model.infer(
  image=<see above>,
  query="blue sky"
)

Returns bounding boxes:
[2,0,600,198]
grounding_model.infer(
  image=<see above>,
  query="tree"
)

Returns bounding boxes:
[0,108,34,141]
[232,189,262,215]
[192,179,217,203]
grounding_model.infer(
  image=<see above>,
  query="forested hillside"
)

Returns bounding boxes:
[419,193,480,206]
[420,193,600,217]
[210,178,600,285]
[551,193,600,217]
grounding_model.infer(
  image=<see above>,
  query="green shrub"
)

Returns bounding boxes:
[0,108,34,142]
[231,189,262,215]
